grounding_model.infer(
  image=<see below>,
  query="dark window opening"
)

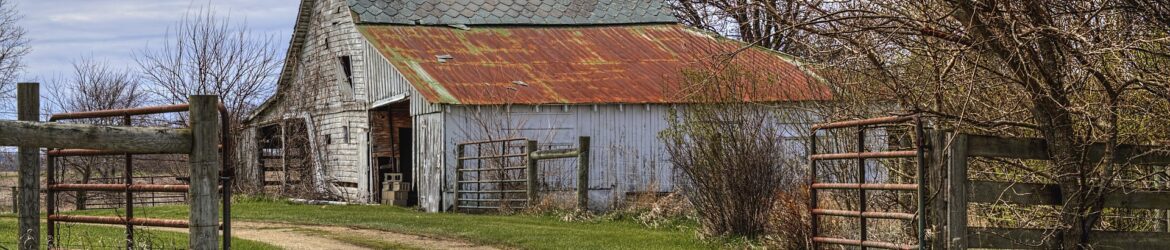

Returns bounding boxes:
[343,126,350,144]
[338,56,353,88]
[333,181,358,188]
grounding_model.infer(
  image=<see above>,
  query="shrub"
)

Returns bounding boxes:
[661,65,808,239]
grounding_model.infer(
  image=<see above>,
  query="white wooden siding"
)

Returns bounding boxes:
[364,40,414,106]
[410,90,443,115]
[413,112,445,211]
[267,0,371,202]
[427,104,811,211]
[436,104,672,210]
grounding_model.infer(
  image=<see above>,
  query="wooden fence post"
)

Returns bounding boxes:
[947,134,969,249]
[577,137,590,211]
[454,144,464,212]
[526,140,538,207]
[17,82,39,250]
[188,95,220,250]
[927,130,948,250]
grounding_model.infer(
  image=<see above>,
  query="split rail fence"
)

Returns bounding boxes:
[0,82,228,250]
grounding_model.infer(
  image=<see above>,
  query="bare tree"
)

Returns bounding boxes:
[136,7,280,126]
[45,57,148,209]
[673,0,1170,247]
[0,0,29,110]
[47,57,147,115]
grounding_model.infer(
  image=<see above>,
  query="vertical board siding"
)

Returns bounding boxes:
[432,104,814,211]
[414,112,445,211]
[410,89,442,115]
[363,40,413,106]
[439,104,676,210]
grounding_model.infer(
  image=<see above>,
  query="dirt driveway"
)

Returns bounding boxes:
[162,221,499,250]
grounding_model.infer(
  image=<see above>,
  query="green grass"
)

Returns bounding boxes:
[73,199,713,249]
[0,216,278,249]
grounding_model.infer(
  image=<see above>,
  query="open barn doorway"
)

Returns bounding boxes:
[369,101,415,205]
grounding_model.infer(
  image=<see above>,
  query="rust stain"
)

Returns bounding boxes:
[360,24,832,105]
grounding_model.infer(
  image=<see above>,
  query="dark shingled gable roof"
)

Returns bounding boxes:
[347,0,677,25]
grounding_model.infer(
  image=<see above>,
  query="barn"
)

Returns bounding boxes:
[238,0,830,212]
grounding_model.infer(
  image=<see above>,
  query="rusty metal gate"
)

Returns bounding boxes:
[454,138,533,211]
[45,103,233,249]
[809,115,927,249]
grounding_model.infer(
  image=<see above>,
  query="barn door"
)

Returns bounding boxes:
[453,138,532,212]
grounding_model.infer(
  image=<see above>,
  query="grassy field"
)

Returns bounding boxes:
[0,216,278,249]
[72,199,711,249]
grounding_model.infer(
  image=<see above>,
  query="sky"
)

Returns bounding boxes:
[0,0,299,151]
[15,0,299,88]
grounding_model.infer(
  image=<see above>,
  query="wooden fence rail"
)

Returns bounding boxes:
[944,133,1170,249]
[0,121,192,153]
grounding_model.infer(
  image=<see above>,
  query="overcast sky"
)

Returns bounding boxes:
[0,0,297,122]
[16,0,299,82]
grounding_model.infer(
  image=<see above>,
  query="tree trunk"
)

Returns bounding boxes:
[1032,94,1100,249]
[76,166,90,210]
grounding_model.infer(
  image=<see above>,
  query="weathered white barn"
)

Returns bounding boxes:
[239,0,830,212]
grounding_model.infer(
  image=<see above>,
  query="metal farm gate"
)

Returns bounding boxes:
[809,116,927,249]
[453,137,592,212]
[45,102,234,249]
[454,138,534,211]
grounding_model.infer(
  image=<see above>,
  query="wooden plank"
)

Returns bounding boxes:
[530,148,579,160]
[188,95,220,250]
[968,227,1170,249]
[969,181,1170,209]
[968,181,1060,207]
[966,134,1170,164]
[17,82,39,250]
[0,120,191,153]
[966,134,1048,160]
[947,134,969,249]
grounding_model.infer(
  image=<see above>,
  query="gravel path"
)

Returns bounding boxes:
[157,221,499,250]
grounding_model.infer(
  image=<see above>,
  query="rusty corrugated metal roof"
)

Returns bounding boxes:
[358,24,831,105]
